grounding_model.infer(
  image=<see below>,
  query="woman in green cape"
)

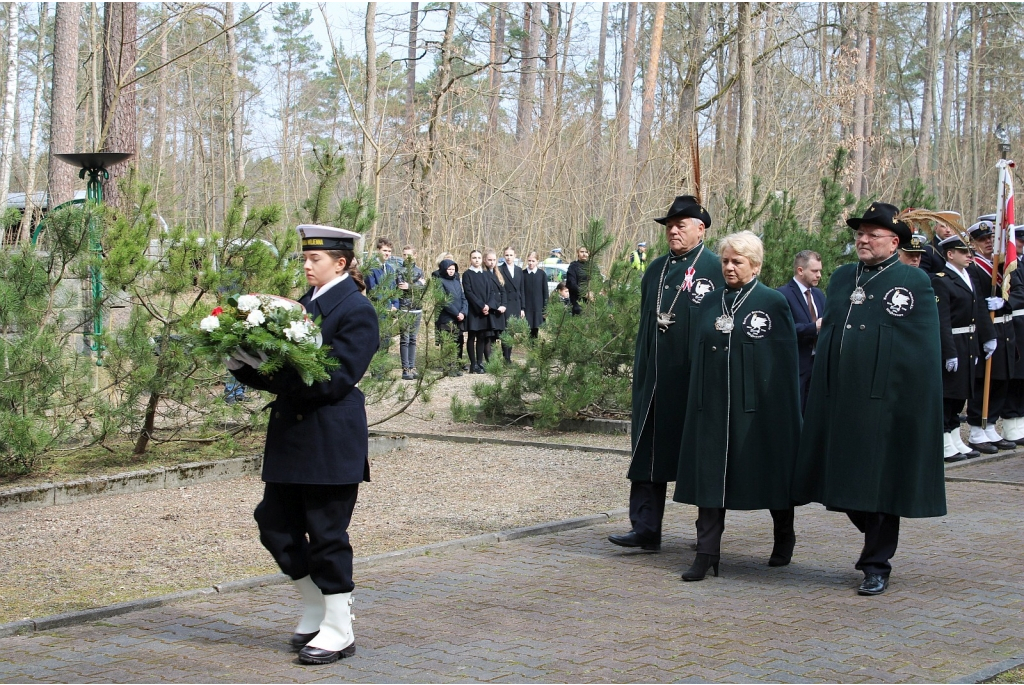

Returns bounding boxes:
[673,231,802,581]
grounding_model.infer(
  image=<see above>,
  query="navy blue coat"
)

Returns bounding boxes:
[230,276,380,485]
[777,278,825,410]
[435,273,468,327]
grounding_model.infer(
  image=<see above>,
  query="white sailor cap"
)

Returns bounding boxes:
[977,213,997,223]
[296,224,360,251]
[938,234,970,251]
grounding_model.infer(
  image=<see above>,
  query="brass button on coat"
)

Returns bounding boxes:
[860,325,866,330]
[296,414,303,421]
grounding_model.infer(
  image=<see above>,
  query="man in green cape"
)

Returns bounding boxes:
[609,196,724,551]
[792,202,946,596]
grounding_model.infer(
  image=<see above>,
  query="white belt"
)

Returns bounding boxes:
[952,325,975,335]
[994,315,1013,324]
[1013,309,1024,318]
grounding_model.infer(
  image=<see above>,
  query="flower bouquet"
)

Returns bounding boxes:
[194,294,338,385]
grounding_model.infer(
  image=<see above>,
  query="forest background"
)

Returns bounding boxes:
[2,1,1024,477]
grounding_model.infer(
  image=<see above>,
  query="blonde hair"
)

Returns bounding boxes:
[436,251,454,268]
[717,230,764,268]
[483,248,505,286]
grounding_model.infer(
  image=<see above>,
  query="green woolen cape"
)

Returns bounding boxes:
[629,244,725,483]
[673,281,802,510]
[792,254,947,518]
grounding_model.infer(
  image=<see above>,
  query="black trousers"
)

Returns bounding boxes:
[967,377,1007,425]
[943,397,966,432]
[846,510,900,576]
[1004,379,1024,418]
[628,481,667,542]
[694,507,795,556]
[254,482,359,595]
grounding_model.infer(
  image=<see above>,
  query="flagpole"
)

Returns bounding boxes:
[982,126,1011,428]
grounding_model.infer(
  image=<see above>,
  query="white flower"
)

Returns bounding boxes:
[283,320,313,343]
[199,315,220,332]
[245,309,266,328]
[264,298,287,310]
[236,294,262,312]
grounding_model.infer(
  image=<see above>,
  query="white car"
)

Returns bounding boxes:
[541,264,569,295]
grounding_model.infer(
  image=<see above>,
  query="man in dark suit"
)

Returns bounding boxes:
[498,247,524,361]
[777,250,826,413]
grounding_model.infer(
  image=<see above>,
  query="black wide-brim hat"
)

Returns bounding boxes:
[654,195,712,229]
[846,202,911,244]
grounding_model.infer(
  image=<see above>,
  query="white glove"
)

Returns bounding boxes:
[987,296,1004,311]
[945,358,958,372]
[983,339,997,359]
[231,347,268,369]
[224,356,244,371]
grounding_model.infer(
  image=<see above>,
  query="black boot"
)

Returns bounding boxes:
[681,553,720,581]
[768,533,795,567]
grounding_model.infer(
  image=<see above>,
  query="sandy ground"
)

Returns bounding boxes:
[0,437,631,623]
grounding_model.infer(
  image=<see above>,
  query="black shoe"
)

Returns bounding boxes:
[298,642,356,664]
[968,441,999,454]
[944,454,968,463]
[607,531,660,551]
[768,534,795,567]
[681,553,720,581]
[857,573,889,596]
[401,370,414,381]
[290,631,318,650]
[994,439,1017,450]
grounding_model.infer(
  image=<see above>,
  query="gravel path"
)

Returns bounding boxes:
[0,438,630,623]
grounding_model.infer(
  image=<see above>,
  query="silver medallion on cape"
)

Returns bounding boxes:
[718,279,759,334]
[714,315,734,332]
[850,286,867,305]
[654,244,705,333]
[850,258,896,305]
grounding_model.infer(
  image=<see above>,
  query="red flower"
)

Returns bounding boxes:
[211,307,223,316]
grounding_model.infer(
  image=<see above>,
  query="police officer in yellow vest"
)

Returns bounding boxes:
[628,242,648,272]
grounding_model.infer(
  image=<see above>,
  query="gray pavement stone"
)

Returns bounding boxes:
[1,481,1023,683]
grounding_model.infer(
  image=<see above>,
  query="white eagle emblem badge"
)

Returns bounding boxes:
[883,287,914,317]
[743,310,772,339]
[691,278,715,304]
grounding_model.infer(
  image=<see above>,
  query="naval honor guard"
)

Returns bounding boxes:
[609,196,725,552]
[792,203,946,596]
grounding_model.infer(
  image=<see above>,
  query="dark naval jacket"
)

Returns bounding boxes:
[968,260,1016,381]
[673,280,801,510]
[230,276,380,485]
[792,253,946,518]
[932,265,993,399]
[1008,256,1024,379]
[629,243,725,483]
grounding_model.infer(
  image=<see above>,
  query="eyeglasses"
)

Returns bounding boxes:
[854,230,896,242]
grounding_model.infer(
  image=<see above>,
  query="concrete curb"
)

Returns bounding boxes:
[373,430,630,455]
[952,654,1024,683]
[0,505,630,639]
[0,435,407,513]
[944,448,1024,471]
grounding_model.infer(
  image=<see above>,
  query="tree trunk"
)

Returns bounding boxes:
[100,2,138,211]
[18,2,48,243]
[679,3,708,193]
[860,3,878,199]
[592,1,608,146]
[406,2,417,130]
[735,2,753,204]
[154,3,168,207]
[936,3,956,203]
[0,3,20,216]
[46,1,79,210]
[226,2,244,189]
[615,2,638,162]
[487,5,504,134]
[636,1,665,172]
[90,3,100,148]
[360,2,377,190]
[539,2,558,136]
[849,4,868,199]
[516,2,539,141]
[916,2,939,188]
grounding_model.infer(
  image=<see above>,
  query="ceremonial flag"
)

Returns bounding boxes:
[995,158,1017,298]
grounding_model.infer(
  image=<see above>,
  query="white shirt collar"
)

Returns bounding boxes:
[793,278,811,296]
[311,272,348,300]
[505,261,515,274]
[468,265,483,273]
[945,261,973,290]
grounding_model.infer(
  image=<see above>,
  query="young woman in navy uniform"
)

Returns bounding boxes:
[227,225,379,664]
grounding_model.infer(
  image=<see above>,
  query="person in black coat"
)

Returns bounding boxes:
[777,250,825,413]
[434,258,467,376]
[462,250,500,373]
[966,221,1016,452]
[498,247,525,360]
[483,249,508,363]
[227,225,378,665]
[932,235,992,462]
[1002,227,1024,444]
[566,246,592,316]
[522,251,548,337]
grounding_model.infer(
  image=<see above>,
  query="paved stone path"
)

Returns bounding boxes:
[948,454,1024,485]
[1,478,1022,683]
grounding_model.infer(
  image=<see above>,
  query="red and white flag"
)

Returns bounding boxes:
[995,158,1017,298]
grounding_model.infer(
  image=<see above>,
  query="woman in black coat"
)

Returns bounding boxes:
[462,250,499,373]
[566,246,592,316]
[435,258,468,376]
[522,251,548,337]
[227,225,378,664]
[483,249,508,363]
